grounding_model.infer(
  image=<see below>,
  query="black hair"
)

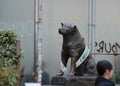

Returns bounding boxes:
[95,60,113,86]
[96,60,113,76]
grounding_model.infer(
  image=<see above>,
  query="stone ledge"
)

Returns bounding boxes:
[51,76,96,86]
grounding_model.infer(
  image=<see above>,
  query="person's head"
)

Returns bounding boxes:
[96,60,113,79]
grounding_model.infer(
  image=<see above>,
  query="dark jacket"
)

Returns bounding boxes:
[95,77,115,86]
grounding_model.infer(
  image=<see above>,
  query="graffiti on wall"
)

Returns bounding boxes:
[95,41,120,54]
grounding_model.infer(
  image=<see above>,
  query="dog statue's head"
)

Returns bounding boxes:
[59,23,78,35]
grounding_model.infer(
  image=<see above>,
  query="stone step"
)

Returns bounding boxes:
[51,76,96,86]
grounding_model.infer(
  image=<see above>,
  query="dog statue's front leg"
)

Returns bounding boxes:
[69,57,78,76]
[57,50,69,76]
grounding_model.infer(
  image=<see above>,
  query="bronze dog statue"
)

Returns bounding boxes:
[57,23,95,76]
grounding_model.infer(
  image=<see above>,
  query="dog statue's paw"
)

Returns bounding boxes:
[67,72,74,77]
[56,72,64,76]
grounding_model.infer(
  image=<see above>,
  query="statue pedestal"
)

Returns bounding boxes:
[51,76,96,86]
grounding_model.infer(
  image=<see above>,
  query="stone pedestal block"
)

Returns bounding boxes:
[51,76,96,86]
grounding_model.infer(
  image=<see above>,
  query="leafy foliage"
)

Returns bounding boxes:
[116,74,120,84]
[0,30,21,86]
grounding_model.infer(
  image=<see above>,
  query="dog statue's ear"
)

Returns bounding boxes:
[73,25,76,28]
[61,23,63,26]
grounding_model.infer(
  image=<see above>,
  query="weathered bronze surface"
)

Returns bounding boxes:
[58,23,96,76]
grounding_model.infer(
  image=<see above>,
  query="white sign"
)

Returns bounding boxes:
[76,46,90,67]
[25,83,41,86]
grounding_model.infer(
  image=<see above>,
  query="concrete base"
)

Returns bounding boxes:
[51,76,96,86]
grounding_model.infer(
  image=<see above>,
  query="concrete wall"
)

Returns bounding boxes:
[0,0,34,81]
[95,0,120,73]
[42,0,120,81]
[42,0,89,81]
[0,0,120,84]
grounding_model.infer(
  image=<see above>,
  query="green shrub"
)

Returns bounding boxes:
[116,74,120,84]
[0,30,21,86]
